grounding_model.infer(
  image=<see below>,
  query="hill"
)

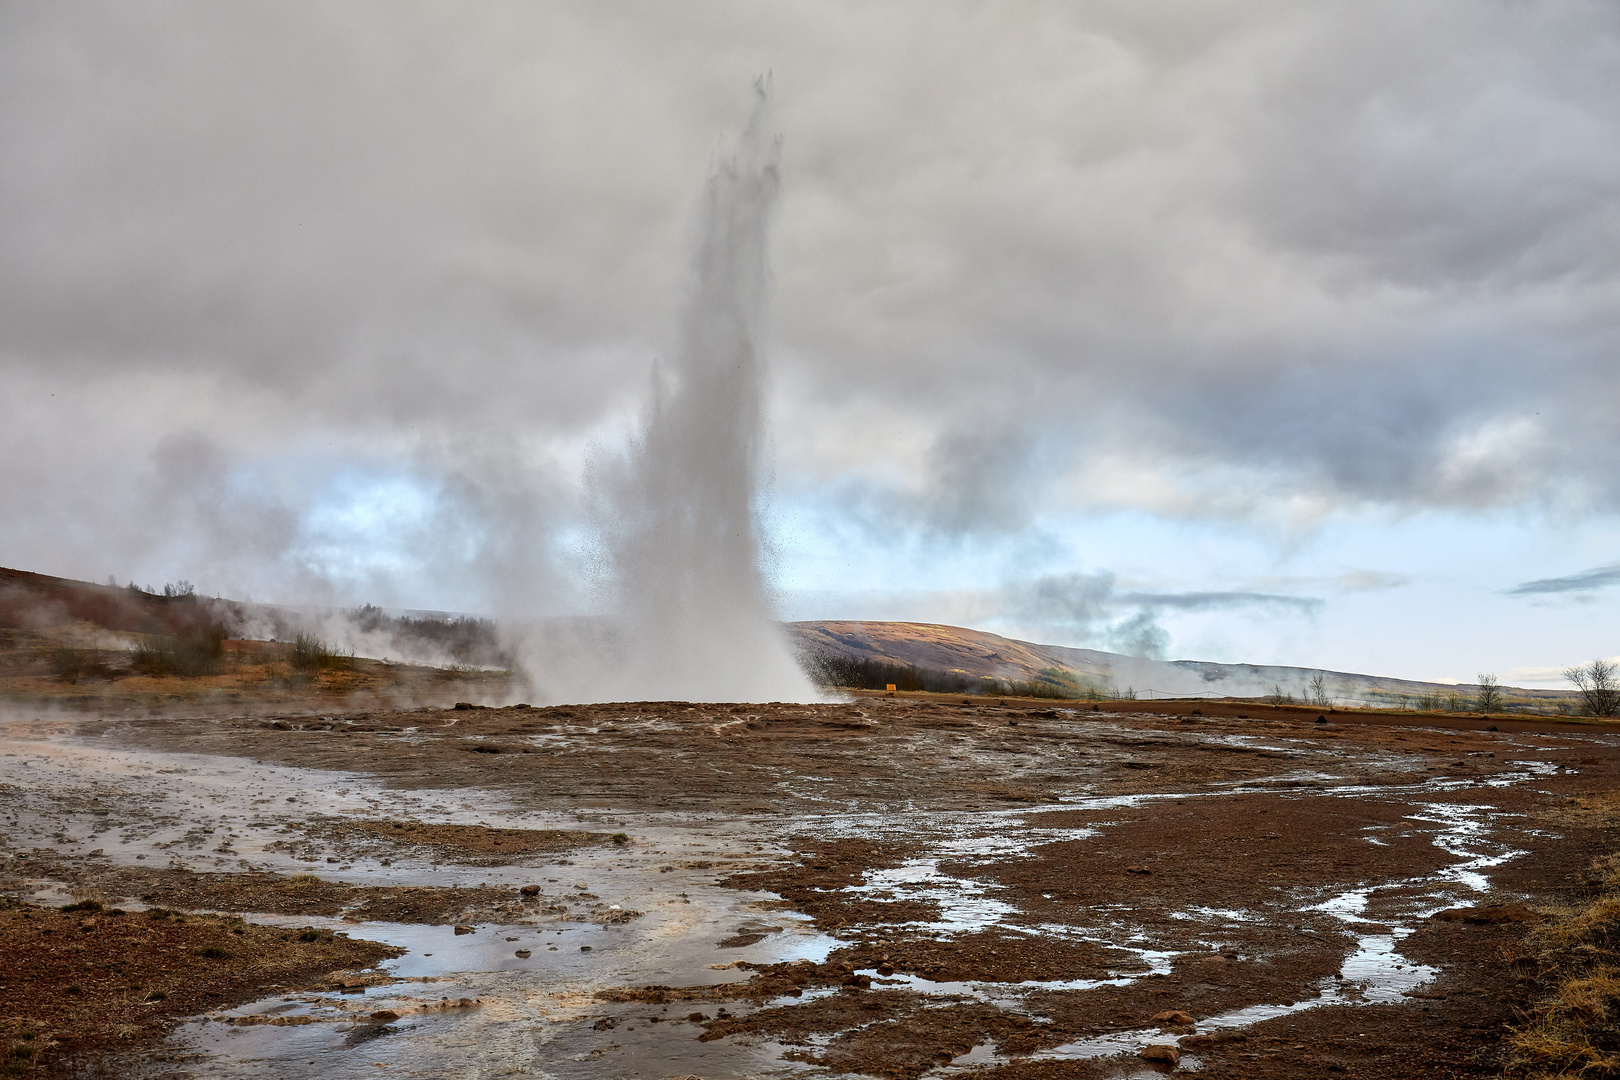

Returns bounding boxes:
[787,619,1573,712]
[0,565,1577,713]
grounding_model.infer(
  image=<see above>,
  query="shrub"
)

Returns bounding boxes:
[131,626,225,677]
[289,633,349,674]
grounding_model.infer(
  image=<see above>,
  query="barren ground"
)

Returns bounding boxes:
[3,695,1617,1078]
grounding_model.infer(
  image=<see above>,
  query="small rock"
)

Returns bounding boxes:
[520,884,540,897]
[370,1010,399,1022]
[453,702,474,710]
[1140,1044,1180,1065]
[580,945,592,952]
[1152,1010,1195,1026]
[515,949,531,958]
[1126,866,1151,875]
[688,1012,706,1022]
[877,963,895,976]
[453,924,475,935]
[1315,715,1327,724]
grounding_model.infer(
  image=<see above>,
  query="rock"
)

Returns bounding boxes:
[1140,1044,1180,1065]
[1315,715,1327,723]
[453,702,474,710]
[1433,903,1541,924]
[688,1012,706,1022]
[1126,866,1152,875]
[1152,1010,1195,1026]
[370,1010,399,1022]
[877,963,895,976]
[1181,1032,1246,1048]
[580,945,592,952]
[453,924,476,935]
[515,949,531,958]
[520,884,541,897]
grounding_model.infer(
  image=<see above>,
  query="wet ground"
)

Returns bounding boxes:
[2,698,1617,1078]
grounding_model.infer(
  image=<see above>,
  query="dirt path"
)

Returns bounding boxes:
[3,700,1616,1077]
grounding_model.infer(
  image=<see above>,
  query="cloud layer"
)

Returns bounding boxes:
[3,2,1618,655]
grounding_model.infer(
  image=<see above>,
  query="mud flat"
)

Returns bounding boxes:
[2,700,1617,1077]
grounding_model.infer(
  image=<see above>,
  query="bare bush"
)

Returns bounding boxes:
[1565,659,1620,717]
[1476,673,1503,713]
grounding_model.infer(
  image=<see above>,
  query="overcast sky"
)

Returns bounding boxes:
[5,1,1620,686]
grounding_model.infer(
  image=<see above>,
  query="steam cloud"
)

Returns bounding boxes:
[512,82,813,703]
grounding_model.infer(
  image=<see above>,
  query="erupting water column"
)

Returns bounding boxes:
[605,79,813,702]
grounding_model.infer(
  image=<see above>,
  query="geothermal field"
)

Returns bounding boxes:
[4,682,1619,1079]
[7,10,1620,1080]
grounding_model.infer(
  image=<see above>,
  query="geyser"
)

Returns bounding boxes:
[521,80,813,704]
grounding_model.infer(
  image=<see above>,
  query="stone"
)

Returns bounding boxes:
[515,949,531,958]
[370,1010,399,1022]
[1152,1010,1195,1026]
[1140,1044,1180,1065]
[1126,865,1152,875]
[453,924,475,935]
[520,884,541,897]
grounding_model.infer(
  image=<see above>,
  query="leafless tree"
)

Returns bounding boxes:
[1564,658,1620,717]
[1475,673,1503,713]
[1306,672,1332,708]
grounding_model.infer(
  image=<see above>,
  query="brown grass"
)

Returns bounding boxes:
[1507,855,1620,1076]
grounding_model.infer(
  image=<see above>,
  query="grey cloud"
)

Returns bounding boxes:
[998,573,1319,659]
[1506,564,1620,597]
[1117,591,1323,614]
[3,1,1620,603]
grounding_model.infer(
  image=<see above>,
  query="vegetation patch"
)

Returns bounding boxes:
[1508,855,1620,1076]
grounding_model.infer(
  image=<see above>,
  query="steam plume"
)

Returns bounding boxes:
[517,79,813,704]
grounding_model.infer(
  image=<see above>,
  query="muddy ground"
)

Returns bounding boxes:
[2,697,1618,1078]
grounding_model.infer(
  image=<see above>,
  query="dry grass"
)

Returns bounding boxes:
[1507,856,1620,1076]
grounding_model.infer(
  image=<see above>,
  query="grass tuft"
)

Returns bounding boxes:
[1508,853,1620,1076]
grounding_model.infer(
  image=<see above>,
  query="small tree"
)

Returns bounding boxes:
[1263,684,1294,706]
[1306,672,1332,708]
[1564,659,1620,717]
[1475,673,1503,714]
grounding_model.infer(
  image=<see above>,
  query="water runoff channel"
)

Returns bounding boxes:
[0,722,1576,1078]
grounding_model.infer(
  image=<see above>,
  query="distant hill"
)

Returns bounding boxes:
[0,565,1574,712]
[787,619,1573,711]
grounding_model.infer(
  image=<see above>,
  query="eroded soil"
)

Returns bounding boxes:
[2,697,1617,1078]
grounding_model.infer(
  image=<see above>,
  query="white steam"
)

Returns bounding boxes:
[511,80,814,704]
